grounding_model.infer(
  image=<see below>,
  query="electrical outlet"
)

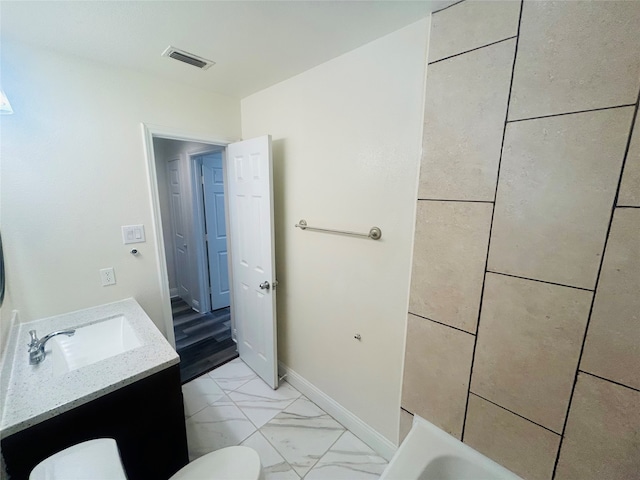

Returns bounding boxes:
[100,267,116,286]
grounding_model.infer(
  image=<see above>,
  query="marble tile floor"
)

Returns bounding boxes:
[183,358,388,479]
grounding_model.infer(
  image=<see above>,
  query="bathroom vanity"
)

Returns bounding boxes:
[0,299,189,480]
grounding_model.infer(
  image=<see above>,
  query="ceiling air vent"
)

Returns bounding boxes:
[161,46,215,70]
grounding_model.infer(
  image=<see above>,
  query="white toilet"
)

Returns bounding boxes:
[29,438,262,480]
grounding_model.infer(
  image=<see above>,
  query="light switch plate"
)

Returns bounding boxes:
[122,224,145,244]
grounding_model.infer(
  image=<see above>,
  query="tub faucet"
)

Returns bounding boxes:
[28,329,75,365]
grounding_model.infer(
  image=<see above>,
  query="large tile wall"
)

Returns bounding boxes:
[401,1,640,479]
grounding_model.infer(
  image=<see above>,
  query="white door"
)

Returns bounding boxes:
[227,135,278,389]
[201,153,231,310]
[167,158,193,307]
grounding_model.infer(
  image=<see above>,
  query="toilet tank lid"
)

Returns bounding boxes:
[29,438,127,480]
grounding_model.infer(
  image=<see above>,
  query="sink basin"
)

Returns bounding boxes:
[50,315,142,375]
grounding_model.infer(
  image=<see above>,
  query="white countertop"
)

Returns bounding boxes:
[0,298,179,437]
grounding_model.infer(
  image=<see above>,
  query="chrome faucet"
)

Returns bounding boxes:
[28,329,76,365]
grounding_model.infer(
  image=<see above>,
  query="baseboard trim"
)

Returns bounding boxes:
[192,299,201,312]
[278,362,397,461]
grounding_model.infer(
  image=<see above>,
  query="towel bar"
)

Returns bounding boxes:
[294,219,382,240]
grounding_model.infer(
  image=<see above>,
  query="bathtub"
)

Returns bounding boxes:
[380,415,521,480]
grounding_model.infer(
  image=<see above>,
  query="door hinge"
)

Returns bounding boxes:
[201,174,205,185]
[205,233,209,242]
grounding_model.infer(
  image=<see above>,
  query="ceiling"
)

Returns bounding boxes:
[0,0,453,99]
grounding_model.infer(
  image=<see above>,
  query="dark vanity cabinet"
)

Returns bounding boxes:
[1,365,189,480]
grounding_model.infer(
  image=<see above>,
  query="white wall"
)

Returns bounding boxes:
[0,41,240,347]
[241,19,429,441]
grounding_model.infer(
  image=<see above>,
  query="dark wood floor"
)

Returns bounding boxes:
[172,297,238,383]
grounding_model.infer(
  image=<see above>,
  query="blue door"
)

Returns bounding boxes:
[201,153,231,310]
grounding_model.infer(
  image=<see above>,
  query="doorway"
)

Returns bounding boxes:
[143,125,279,390]
[153,137,237,383]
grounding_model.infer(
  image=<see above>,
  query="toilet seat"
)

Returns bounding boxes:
[169,446,262,480]
[30,440,262,480]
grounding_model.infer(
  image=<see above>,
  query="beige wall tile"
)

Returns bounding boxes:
[471,273,592,433]
[409,201,492,333]
[488,108,633,289]
[401,314,474,439]
[464,394,560,480]
[580,209,640,390]
[428,0,520,63]
[399,409,414,445]
[555,373,640,480]
[618,114,640,207]
[419,40,515,201]
[509,1,640,120]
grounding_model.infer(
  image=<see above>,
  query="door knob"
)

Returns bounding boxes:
[259,281,270,290]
